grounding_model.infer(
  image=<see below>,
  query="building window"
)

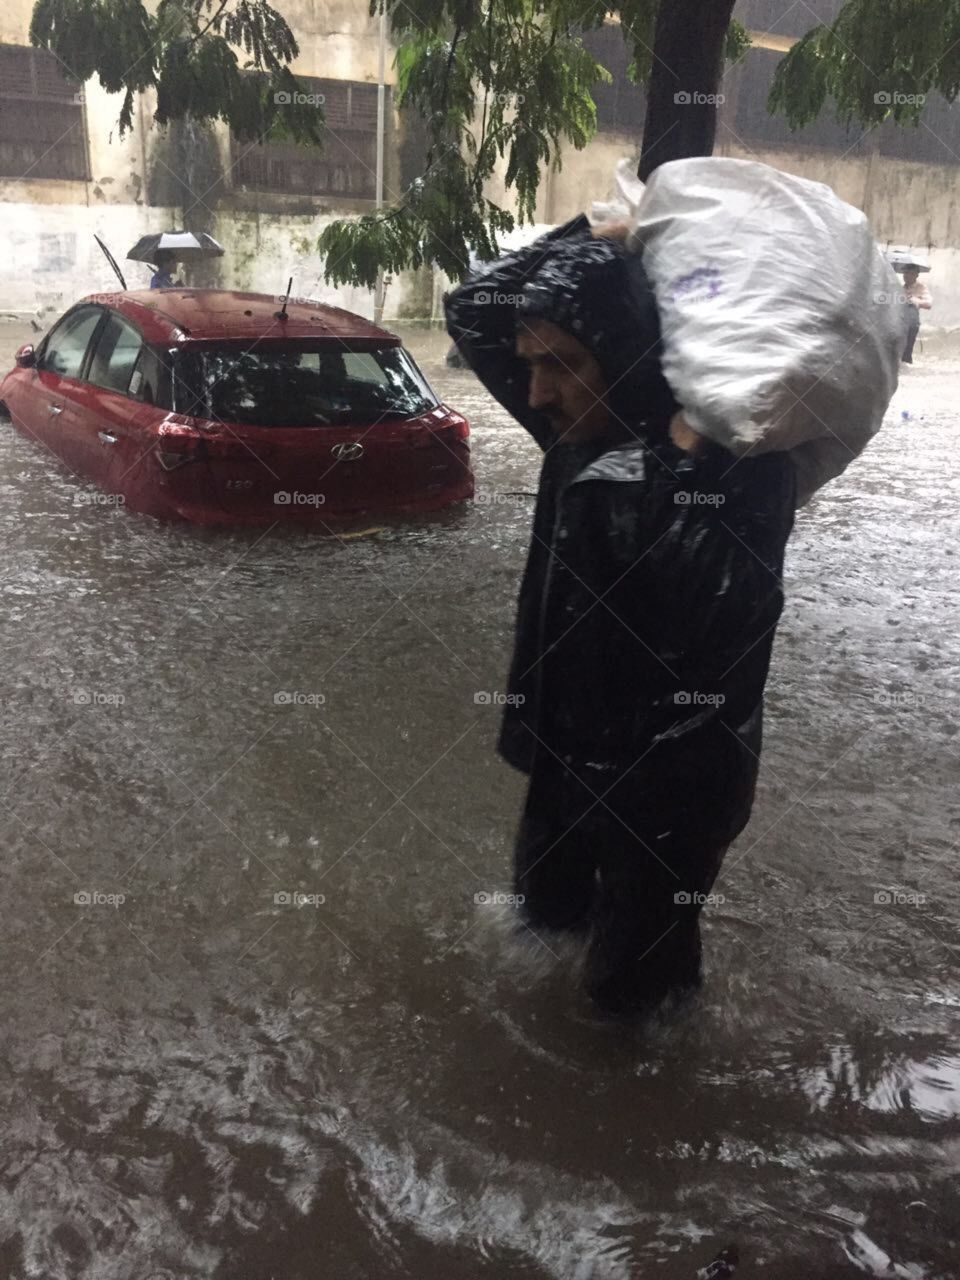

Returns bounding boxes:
[232,78,382,198]
[0,43,89,180]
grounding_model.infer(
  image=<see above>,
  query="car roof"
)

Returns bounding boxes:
[77,289,401,346]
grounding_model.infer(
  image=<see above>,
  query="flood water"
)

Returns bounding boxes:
[0,321,957,1279]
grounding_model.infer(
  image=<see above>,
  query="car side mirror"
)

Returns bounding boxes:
[15,344,36,368]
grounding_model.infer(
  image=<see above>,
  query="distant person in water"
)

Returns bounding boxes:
[150,251,180,290]
[900,263,932,364]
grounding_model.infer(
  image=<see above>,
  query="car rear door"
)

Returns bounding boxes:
[82,310,158,499]
[327,351,472,511]
[82,318,223,518]
[177,418,369,520]
[175,342,471,520]
[199,409,471,521]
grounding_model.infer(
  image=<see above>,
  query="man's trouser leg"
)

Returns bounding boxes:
[513,756,597,933]
[580,780,729,1014]
[903,307,920,363]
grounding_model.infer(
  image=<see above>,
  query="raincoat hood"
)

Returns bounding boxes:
[446,215,678,441]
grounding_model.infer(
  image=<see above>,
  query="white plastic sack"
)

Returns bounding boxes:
[625,157,904,505]
[590,156,646,225]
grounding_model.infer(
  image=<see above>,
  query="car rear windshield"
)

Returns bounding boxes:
[171,343,438,427]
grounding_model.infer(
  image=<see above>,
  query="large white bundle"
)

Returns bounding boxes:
[589,156,646,224]
[625,158,905,505]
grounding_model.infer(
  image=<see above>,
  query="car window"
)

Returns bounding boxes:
[172,344,437,427]
[129,346,172,409]
[342,352,388,388]
[87,313,143,394]
[38,307,103,380]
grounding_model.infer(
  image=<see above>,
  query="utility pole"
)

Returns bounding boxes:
[373,2,387,324]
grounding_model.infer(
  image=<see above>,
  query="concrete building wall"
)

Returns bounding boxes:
[0,0,425,322]
[562,137,960,327]
[2,0,959,327]
[532,52,960,327]
[465,16,960,329]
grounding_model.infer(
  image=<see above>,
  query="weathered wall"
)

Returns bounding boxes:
[0,200,427,320]
[742,146,960,327]
[0,0,31,45]
[3,0,959,326]
[0,203,178,319]
[209,209,405,318]
[0,0,422,321]
[287,0,386,83]
[539,134,960,328]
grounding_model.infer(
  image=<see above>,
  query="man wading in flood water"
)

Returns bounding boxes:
[445,217,797,1018]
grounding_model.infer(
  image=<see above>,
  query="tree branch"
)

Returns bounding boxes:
[192,0,231,45]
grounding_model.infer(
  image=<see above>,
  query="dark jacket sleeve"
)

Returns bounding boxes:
[660,444,794,650]
[443,217,593,451]
[594,442,796,727]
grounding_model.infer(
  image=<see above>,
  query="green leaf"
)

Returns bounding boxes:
[770,0,960,131]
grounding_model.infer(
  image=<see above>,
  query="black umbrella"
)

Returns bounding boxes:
[127,231,225,264]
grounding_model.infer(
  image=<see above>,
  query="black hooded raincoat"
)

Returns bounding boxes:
[445,216,797,1012]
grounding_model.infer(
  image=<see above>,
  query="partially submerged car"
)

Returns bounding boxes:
[0,290,473,524]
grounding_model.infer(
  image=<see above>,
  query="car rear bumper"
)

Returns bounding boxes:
[126,469,476,527]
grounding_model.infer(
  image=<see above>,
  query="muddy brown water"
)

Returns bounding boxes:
[0,320,957,1279]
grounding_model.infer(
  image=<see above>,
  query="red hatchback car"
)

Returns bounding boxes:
[0,290,473,524]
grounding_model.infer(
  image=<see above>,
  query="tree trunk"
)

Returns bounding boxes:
[638,0,738,182]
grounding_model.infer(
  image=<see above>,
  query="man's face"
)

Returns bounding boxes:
[516,318,612,443]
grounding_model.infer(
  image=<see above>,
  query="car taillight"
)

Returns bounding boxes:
[155,429,202,471]
[156,451,196,471]
[435,411,469,440]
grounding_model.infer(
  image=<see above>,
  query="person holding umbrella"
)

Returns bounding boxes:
[150,250,181,290]
[900,262,933,364]
[889,249,933,364]
[126,231,225,290]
